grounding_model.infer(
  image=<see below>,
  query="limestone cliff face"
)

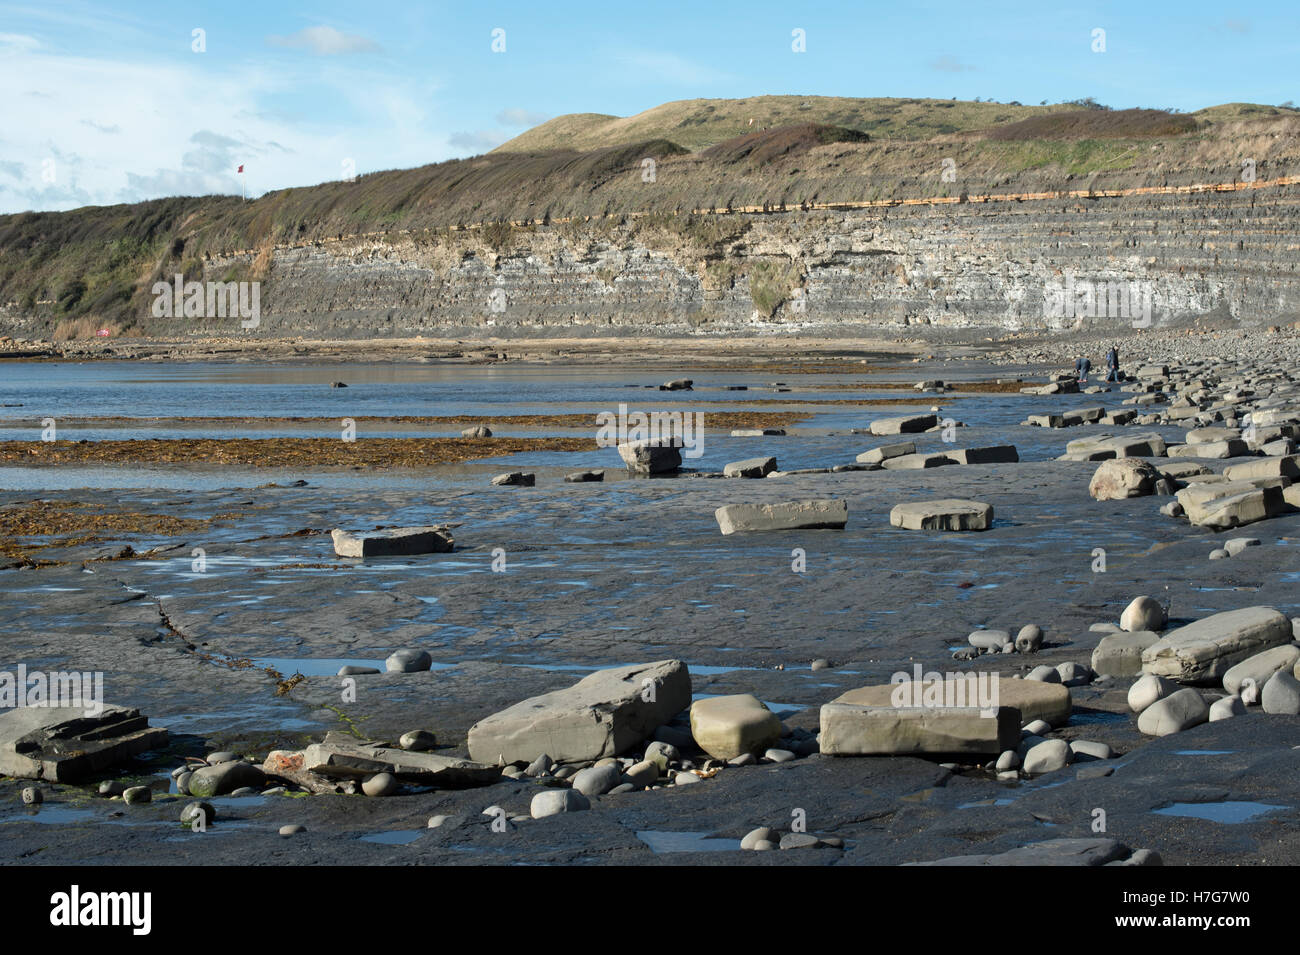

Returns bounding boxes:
[173,187,1300,339]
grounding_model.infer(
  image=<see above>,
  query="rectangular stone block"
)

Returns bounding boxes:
[869,414,938,436]
[856,441,915,465]
[716,499,848,534]
[950,445,1019,465]
[332,526,454,557]
[819,703,1020,756]
[467,661,692,765]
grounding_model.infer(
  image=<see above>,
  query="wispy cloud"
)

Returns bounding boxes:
[79,119,120,134]
[930,55,975,73]
[267,26,380,56]
[616,50,734,86]
[496,108,551,127]
[1223,19,1251,34]
[0,32,40,52]
[448,130,510,153]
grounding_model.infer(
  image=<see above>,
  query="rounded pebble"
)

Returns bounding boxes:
[362,772,399,797]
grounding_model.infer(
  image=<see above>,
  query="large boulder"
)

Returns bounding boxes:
[690,695,782,759]
[187,760,266,798]
[1261,670,1300,714]
[1223,645,1300,696]
[819,703,1020,756]
[0,705,168,782]
[331,526,454,557]
[1088,458,1161,500]
[715,499,848,534]
[1136,688,1209,736]
[1141,607,1292,684]
[466,661,691,765]
[618,440,682,474]
[889,499,993,531]
[1120,595,1166,632]
[870,414,938,436]
[832,679,1070,726]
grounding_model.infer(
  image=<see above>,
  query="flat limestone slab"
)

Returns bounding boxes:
[1223,456,1299,483]
[0,705,168,782]
[889,499,993,531]
[1167,439,1250,459]
[297,732,501,787]
[881,452,955,470]
[715,499,848,534]
[1064,433,1168,460]
[1142,607,1293,684]
[466,661,691,765]
[1176,480,1286,528]
[870,414,937,436]
[332,526,454,557]
[909,838,1133,867]
[950,445,1019,465]
[833,679,1070,726]
[819,703,1020,756]
[856,441,914,465]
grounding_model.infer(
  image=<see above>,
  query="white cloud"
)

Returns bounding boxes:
[267,26,380,56]
[0,38,457,213]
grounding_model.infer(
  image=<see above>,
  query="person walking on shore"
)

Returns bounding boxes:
[1105,346,1120,382]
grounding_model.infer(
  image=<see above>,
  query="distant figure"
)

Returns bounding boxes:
[1075,356,1091,383]
[1105,346,1120,382]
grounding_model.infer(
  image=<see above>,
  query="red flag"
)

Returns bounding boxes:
[237,164,244,173]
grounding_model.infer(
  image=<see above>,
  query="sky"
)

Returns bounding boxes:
[0,0,1295,214]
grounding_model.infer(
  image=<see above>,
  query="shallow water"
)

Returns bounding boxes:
[1152,801,1286,824]
[636,830,741,853]
[0,360,1173,490]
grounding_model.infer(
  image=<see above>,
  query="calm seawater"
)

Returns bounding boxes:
[0,360,1132,490]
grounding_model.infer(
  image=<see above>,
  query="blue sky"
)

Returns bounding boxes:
[1,0,1295,213]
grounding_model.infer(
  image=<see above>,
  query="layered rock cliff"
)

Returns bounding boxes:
[176,186,1300,340]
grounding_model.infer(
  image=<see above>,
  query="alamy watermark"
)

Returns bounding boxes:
[151,273,260,328]
[890,664,1000,717]
[1043,273,1153,328]
[1,665,104,716]
[595,403,705,458]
